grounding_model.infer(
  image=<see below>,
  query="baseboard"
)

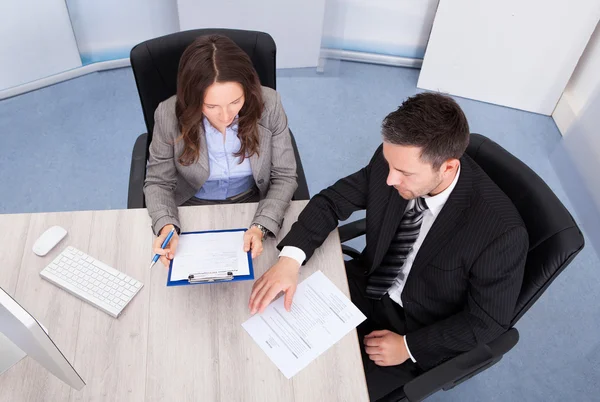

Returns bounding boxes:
[0,58,131,100]
[319,48,423,69]
[3,50,421,98]
[552,93,578,136]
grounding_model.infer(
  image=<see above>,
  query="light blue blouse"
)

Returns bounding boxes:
[194,118,254,200]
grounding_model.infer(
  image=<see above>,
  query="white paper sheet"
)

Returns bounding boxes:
[170,230,249,281]
[242,270,366,378]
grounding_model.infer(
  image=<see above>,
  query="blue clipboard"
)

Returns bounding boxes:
[166,228,254,286]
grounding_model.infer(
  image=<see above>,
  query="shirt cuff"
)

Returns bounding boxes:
[279,246,306,266]
[404,335,416,363]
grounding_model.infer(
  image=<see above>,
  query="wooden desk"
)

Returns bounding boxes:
[0,201,369,402]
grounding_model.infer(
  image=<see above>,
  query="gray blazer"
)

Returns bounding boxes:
[144,86,298,235]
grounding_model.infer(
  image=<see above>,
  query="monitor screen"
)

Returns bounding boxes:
[0,286,85,390]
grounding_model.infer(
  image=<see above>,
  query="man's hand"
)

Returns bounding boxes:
[364,330,410,366]
[248,257,301,314]
[152,224,179,267]
[243,226,264,259]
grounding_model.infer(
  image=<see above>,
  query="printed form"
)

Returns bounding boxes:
[242,271,366,378]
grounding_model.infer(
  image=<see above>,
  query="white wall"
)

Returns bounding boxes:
[0,0,81,91]
[553,23,600,135]
[552,23,600,252]
[2,0,438,94]
[66,0,180,64]
[558,87,600,253]
[418,0,600,115]
[322,0,439,59]
[177,0,326,68]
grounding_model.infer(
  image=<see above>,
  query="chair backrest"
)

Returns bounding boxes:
[130,28,277,142]
[466,134,584,326]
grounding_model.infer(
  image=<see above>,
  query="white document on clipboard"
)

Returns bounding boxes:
[169,230,250,282]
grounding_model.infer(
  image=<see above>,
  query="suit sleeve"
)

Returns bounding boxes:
[252,91,297,236]
[277,146,383,262]
[405,226,528,370]
[143,103,181,235]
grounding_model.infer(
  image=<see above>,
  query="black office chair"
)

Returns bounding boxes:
[339,134,585,402]
[127,29,310,208]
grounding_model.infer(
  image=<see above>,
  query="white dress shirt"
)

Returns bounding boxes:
[279,167,461,363]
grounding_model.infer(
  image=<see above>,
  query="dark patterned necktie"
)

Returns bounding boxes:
[366,197,428,299]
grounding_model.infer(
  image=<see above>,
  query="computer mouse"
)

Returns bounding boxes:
[33,226,68,256]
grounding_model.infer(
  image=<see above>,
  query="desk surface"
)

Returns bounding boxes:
[0,201,369,402]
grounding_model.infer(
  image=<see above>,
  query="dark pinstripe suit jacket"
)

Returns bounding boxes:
[279,145,528,370]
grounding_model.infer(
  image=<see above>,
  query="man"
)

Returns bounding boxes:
[248,93,528,400]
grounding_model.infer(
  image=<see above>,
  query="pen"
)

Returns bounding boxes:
[149,228,176,269]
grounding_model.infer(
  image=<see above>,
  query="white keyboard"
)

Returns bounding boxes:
[40,246,143,318]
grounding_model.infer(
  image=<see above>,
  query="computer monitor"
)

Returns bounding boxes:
[0,286,85,390]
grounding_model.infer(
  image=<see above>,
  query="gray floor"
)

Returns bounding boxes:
[1,61,599,401]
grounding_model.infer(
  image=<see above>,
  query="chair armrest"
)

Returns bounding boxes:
[401,328,519,402]
[127,133,148,209]
[338,219,366,243]
[289,129,310,201]
[341,245,362,260]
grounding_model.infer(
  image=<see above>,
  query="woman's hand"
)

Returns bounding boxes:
[152,224,179,267]
[243,226,264,259]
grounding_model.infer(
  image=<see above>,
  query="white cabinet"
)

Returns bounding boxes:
[418,0,600,115]
[176,0,327,68]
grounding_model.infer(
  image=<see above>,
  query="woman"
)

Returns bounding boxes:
[144,34,297,267]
